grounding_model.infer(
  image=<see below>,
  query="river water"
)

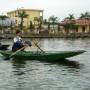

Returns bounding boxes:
[0,38,90,90]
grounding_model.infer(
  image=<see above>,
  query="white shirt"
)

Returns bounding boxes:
[13,36,22,43]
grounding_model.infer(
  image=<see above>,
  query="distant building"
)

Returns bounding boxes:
[7,8,43,30]
[75,19,90,33]
[0,18,15,26]
[60,19,90,33]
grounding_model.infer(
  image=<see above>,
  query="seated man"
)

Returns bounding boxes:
[12,30,24,52]
[12,30,32,52]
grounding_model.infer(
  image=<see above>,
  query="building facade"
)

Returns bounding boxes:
[7,8,43,31]
[60,19,90,34]
[75,19,90,33]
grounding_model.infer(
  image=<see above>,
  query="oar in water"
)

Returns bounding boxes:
[33,41,45,53]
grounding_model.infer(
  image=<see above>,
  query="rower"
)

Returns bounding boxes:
[12,30,32,52]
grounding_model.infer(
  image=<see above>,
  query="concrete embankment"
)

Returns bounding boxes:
[0,33,90,39]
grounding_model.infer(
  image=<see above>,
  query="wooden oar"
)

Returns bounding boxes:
[9,46,26,58]
[33,41,45,53]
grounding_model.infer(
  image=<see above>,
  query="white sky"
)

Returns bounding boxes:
[1,0,90,20]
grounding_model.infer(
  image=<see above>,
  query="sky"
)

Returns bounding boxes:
[0,0,90,20]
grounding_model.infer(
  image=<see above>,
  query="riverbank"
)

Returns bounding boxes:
[0,33,90,39]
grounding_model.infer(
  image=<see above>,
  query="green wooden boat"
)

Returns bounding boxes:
[0,50,85,61]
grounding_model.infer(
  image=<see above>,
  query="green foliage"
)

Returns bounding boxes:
[48,15,58,24]
[48,15,58,29]
[16,10,28,31]
[79,12,90,19]
[16,10,28,18]
[65,14,75,20]
[33,16,43,29]
[63,22,78,34]
[43,19,47,24]
[29,21,34,30]
[0,15,8,20]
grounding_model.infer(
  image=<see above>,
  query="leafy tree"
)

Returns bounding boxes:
[43,19,50,30]
[65,14,75,20]
[79,12,90,19]
[16,10,28,32]
[33,17,39,29]
[34,16,43,30]
[38,16,43,30]
[63,14,76,33]
[48,15,58,30]
[29,21,34,31]
[43,19,47,24]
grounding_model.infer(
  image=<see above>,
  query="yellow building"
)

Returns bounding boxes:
[7,8,43,30]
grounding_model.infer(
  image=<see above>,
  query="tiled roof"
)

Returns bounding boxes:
[75,19,90,25]
[60,19,90,25]
[60,19,75,25]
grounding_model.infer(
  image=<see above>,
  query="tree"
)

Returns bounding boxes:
[16,10,28,32]
[29,21,34,31]
[79,12,90,19]
[43,19,47,24]
[38,16,43,30]
[48,15,58,30]
[64,14,76,34]
[34,16,43,30]
[33,17,39,29]
[65,14,75,20]
[43,19,51,30]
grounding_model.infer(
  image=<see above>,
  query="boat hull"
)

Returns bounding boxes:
[0,50,85,61]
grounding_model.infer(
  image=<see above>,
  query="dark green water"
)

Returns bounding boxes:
[0,38,90,90]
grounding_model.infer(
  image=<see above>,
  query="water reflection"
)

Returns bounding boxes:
[39,59,81,69]
[11,58,81,79]
[0,38,90,90]
[11,59,27,90]
[58,59,80,69]
[11,59,26,76]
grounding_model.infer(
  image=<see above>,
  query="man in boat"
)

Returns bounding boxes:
[12,30,32,52]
